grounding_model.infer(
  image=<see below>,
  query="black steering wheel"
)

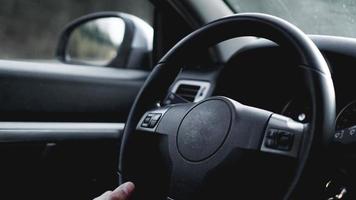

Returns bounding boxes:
[119,13,335,200]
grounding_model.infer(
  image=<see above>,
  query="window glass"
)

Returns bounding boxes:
[0,0,153,60]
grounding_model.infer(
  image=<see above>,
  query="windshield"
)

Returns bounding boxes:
[225,0,356,38]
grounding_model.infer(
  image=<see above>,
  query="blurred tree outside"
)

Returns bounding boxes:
[0,0,153,60]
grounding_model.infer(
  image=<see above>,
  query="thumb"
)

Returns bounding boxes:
[109,182,135,200]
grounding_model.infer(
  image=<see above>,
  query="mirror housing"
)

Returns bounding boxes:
[56,12,153,69]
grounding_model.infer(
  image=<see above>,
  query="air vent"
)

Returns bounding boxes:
[176,84,200,102]
[165,80,211,104]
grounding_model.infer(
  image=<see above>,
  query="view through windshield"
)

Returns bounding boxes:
[225,0,356,38]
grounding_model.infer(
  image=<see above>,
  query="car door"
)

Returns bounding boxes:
[0,1,153,199]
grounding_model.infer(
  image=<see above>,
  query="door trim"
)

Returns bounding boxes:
[0,122,125,142]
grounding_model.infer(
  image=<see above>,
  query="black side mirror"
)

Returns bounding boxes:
[56,12,153,69]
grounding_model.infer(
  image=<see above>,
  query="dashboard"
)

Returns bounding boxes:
[337,101,356,131]
[171,35,356,140]
[166,35,356,199]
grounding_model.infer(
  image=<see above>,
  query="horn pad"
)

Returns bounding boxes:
[177,99,232,162]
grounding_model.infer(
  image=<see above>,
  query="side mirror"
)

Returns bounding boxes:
[56,12,153,69]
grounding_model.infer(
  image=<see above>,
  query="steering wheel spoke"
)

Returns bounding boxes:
[167,164,207,200]
[223,98,305,159]
[136,103,194,134]
[261,114,306,158]
[136,107,170,134]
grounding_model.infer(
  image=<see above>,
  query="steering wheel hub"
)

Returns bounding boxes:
[177,99,232,162]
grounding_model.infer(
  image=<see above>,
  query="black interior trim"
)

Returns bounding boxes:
[0,60,148,122]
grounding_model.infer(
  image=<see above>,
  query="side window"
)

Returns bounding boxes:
[0,0,153,69]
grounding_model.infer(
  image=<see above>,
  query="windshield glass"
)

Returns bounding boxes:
[225,0,356,38]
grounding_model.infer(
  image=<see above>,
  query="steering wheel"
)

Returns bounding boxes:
[119,13,335,200]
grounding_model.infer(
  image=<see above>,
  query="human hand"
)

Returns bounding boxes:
[94,182,135,200]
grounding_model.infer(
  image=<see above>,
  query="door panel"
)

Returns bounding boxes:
[0,60,148,122]
[0,60,145,199]
[0,139,120,199]
[0,122,125,199]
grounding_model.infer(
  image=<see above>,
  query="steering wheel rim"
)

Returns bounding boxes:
[119,13,335,200]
